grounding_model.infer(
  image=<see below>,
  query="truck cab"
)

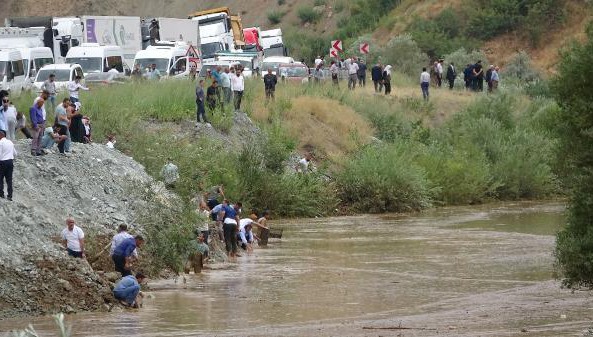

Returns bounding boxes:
[243,27,262,52]
[66,44,126,75]
[133,43,190,78]
[261,29,287,57]
[0,49,29,94]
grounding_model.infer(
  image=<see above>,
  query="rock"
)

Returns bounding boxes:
[104,272,121,283]
[57,279,73,291]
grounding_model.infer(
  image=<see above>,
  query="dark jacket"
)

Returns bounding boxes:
[357,63,367,77]
[263,73,278,90]
[446,64,457,81]
[371,65,383,81]
[485,69,493,82]
[463,65,474,81]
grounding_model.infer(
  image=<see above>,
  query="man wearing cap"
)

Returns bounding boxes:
[67,76,89,104]
[113,272,146,308]
[0,129,16,201]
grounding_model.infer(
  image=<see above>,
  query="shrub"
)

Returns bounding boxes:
[277,0,285,5]
[381,34,428,77]
[502,51,540,83]
[442,48,488,73]
[314,0,327,6]
[334,1,345,13]
[267,10,285,25]
[336,142,433,213]
[297,6,321,24]
[553,24,593,286]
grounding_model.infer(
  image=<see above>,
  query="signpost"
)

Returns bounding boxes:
[359,43,369,54]
[330,47,338,58]
[331,40,343,52]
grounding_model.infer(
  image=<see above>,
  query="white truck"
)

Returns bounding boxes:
[261,28,288,58]
[0,27,55,81]
[3,17,84,63]
[81,16,142,69]
[142,18,200,49]
[189,7,244,62]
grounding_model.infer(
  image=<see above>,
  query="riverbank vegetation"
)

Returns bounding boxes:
[552,24,593,287]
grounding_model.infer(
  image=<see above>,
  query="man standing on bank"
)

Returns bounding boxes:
[446,62,457,90]
[61,218,85,258]
[0,130,16,201]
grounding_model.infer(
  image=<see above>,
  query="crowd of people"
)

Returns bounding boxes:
[194,65,247,127]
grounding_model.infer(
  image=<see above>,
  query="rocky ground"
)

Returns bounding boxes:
[0,140,166,319]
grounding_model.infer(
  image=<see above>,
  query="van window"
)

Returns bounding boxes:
[34,58,54,70]
[170,57,187,76]
[106,56,124,72]
[11,60,25,77]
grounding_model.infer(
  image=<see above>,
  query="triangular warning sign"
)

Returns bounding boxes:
[186,45,200,58]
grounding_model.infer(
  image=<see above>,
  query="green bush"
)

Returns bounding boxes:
[334,1,345,13]
[334,0,403,40]
[277,0,285,5]
[380,34,428,77]
[267,10,285,25]
[314,0,327,6]
[553,24,593,286]
[337,142,433,213]
[297,6,321,24]
[502,51,540,83]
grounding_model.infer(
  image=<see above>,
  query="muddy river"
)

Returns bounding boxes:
[3,201,593,336]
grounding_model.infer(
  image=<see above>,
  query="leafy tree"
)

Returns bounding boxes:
[553,24,593,286]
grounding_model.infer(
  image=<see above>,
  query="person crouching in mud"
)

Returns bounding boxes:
[113,272,146,308]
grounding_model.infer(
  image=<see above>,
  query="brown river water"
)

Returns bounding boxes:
[3,201,593,336]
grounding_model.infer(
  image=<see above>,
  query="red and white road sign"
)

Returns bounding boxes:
[331,40,343,52]
[360,43,369,54]
[330,47,338,58]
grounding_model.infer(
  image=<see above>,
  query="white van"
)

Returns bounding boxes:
[133,43,190,78]
[19,47,54,81]
[65,44,127,75]
[0,49,29,93]
[33,63,84,91]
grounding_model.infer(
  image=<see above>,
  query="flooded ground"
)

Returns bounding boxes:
[3,201,593,336]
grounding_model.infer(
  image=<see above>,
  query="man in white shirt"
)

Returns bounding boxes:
[296,153,312,173]
[108,66,120,74]
[0,130,16,201]
[238,218,258,252]
[67,76,90,104]
[61,218,85,258]
[231,69,245,112]
[347,57,359,90]
[0,97,17,141]
[436,60,444,88]
[420,67,431,101]
[314,56,323,68]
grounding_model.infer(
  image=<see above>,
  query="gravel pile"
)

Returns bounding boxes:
[0,140,165,318]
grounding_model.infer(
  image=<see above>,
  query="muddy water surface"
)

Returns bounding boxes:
[3,202,585,336]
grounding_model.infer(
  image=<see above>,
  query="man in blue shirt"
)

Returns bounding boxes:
[112,235,145,277]
[113,272,146,308]
[221,202,242,258]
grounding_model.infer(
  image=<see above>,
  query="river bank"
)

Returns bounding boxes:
[5,202,590,337]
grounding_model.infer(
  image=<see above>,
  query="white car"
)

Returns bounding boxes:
[33,63,84,91]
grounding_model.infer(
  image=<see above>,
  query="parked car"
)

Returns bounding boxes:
[33,63,84,91]
[278,63,309,84]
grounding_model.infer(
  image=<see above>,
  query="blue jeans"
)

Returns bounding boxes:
[48,95,56,112]
[114,284,140,305]
[41,134,55,149]
[69,96,79,104]
[421,82,430,100]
